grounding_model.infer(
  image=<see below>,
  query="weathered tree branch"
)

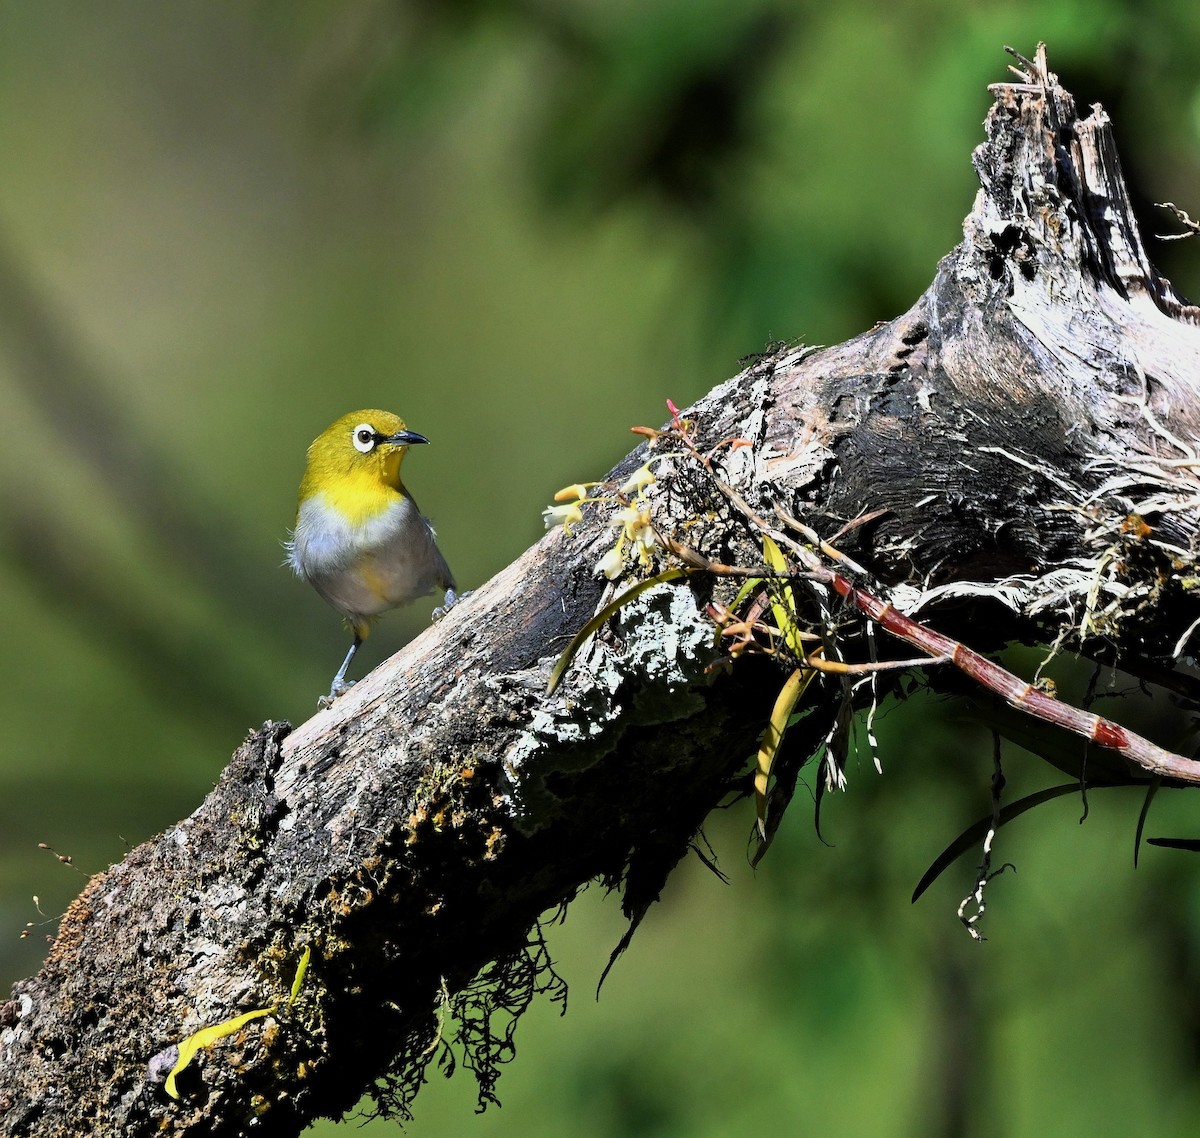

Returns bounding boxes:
[5,44,1200,1136]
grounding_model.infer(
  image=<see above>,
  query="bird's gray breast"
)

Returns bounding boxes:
[289,493,452,620]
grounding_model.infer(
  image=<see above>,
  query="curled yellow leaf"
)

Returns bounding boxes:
[165,1006,276,1099]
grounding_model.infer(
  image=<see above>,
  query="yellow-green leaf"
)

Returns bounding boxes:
[728,575,762,613]
[755,666,818,840]
[288,944,311,1007]
[761,535,804,656]
[165,1006,276,1099]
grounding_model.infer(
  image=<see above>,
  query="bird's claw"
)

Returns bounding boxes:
[317,678,356,710]
[432,588,472,622]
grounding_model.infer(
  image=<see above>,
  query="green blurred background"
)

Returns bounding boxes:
[4,1,1200,1134]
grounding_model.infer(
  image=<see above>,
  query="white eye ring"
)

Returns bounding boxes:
[352,424,378,453]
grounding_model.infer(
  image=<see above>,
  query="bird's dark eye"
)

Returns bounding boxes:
[352,424,378,454]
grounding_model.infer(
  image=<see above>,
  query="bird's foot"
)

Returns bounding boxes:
[317,677,356,710]
[432,588,472,622]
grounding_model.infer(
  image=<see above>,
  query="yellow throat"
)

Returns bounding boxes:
[298,410,412,525]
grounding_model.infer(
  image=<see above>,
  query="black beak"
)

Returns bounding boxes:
[386,430,429,447]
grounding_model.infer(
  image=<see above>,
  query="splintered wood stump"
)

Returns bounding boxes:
[4,44,1200,1138]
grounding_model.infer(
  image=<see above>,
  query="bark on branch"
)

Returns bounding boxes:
[5,43,1200,1137]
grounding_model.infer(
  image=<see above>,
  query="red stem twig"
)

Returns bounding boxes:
[828,572,1200,784]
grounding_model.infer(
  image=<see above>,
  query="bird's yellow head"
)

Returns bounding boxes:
[297,409,429,522]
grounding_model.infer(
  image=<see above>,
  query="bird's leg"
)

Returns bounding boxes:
[319,633,362,708]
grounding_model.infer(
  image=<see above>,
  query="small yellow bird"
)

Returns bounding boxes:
[287,410,457,705]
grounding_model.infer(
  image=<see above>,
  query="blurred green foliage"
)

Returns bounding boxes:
[2,1,1200,1135]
